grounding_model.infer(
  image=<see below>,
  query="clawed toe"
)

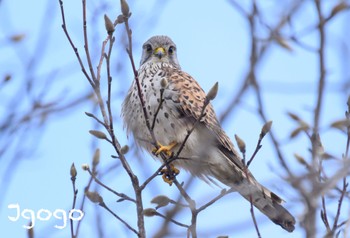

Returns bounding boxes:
[159,164,180,185]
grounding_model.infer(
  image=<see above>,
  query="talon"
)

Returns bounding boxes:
[152,141,177,156]
[160,164,180,185]
[162,173,173,185]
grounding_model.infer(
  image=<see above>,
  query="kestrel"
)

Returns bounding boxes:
[122,35,295,232]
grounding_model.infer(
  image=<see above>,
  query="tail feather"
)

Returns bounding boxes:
[212,144,296,232]
[237,179,295,232]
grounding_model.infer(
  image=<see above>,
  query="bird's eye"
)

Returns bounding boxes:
[145,44,152,52]
[168,46,175,55]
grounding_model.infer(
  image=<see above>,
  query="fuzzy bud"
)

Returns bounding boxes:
[120,145,129,155]
[275,36,293,51]
[70,163,77,178]
[115,15,125,25]
[287,112,302,122]
[104,14,115,35]
[206,82,218,101]
[151,195,170,209]
[92,148,100,167]
[11,33,26,42]
[330,119,350,131]
[120,0,130,17]
[234,134,246,154]
[143,208,158,217]
[311,133,324,157]
[82,163,90,171]
[294,153,308,166]
[330,2,349,19]
[89,130,107,140]
[85,112,94,117]
[260,121,272,139]
[290,124,309,138]
[4,74,12,82]
[85,191,103,204]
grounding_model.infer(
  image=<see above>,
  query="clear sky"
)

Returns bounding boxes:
[1,0,349,237]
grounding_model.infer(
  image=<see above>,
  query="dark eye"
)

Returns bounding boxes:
[168,46,175,55]
[145,44,152,52]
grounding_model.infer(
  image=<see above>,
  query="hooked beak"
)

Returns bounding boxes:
[154,47,165,59]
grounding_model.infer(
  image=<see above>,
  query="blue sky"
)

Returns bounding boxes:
[1,0,349,237]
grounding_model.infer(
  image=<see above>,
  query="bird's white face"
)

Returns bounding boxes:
[139,35,181,69]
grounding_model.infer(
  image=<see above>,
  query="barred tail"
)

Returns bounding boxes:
[237,180,295,232]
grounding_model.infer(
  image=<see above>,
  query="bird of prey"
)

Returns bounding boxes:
[122,35,295,232]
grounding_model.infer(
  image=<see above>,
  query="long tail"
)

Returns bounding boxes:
[236,178,295,232]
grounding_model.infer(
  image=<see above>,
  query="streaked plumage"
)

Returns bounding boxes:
[122,35,295,232]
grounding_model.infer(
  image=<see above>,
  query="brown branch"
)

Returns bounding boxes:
[96,35,111,82]
[74,176,93,238]
[105,36,116,138]
[153,211,190,229]
[60,0,146,236]
[313,0,326,135]
[82,0,97,82]
[197,188,235,213]
[246,137,263,168]
[87,168,136,203]
[173,179,197,238]
[99,201,139,235]
[70,164,78,238]
[332,178,348,232]
[151,89,165,130]
[174,98,210,159]
[123,17,157,147]
[306,1,326,237]
[120,11,149,238]
[58,0,94,87]
[332,102,350,232]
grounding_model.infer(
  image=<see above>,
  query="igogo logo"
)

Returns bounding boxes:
[8,203,84,229]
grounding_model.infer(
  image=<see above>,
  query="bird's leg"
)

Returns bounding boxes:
[152,141,177,157]
[160,164,180,185]
[152,141,180,185]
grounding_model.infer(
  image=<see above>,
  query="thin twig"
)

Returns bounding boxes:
[155,212,190,229]
[96,35,111,82]
[174,99,210,159]
[313,0,326,137]
[87,168,136,203]
[105,36,115,135]
[58,0,94,87]
[99,201,139,235]
[151,89,165,130]
[246,137,263,168]
[70,173,78,238]
[82,0,97,82]
[124,18,157,146]
[197,188,235,213]
[333,108,350,232]
[309,1,326,237]
[60,0,146,236]
[249,194,262,238]
[122,14,147,237]
[74,176,93,238]
[173,179,197,238]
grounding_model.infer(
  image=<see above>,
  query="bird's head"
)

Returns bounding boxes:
[140,35,181,69]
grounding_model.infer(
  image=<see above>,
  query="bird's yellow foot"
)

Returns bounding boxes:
[152,141,177,157]
[160,164,180,185]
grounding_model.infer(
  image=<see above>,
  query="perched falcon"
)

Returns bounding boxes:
[122,35,295,232]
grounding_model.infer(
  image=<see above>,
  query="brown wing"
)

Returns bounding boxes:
[166,69,296,232]
[167,68,244,169]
